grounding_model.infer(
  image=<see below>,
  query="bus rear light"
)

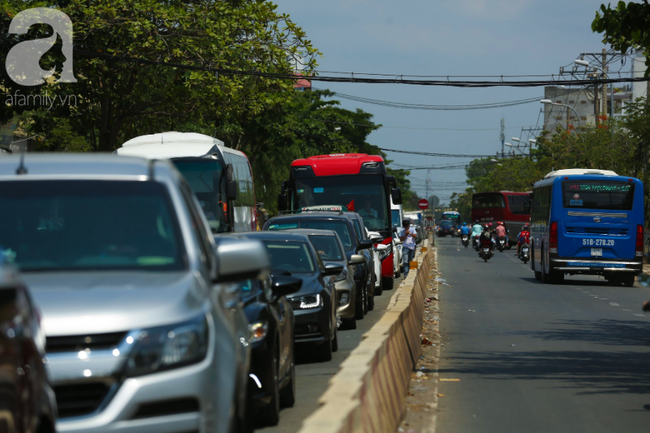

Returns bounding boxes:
[549,221,558,254]
[636,225,644,257]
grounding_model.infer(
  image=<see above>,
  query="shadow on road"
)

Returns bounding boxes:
[438,348,650,395]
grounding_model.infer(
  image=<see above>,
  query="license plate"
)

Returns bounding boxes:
[591,248,602,257]
[523,248,529,253]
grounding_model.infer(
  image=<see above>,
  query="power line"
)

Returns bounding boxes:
[73,49,650,88]
[381,147,494,158]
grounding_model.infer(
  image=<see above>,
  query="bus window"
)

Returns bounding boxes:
[562,181,635,210]
[507,195,529,214]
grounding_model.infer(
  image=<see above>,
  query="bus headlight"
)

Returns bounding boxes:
[124,315,209,377]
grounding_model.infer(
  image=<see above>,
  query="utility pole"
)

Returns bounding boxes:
[500,118,505,158]
[602,49,608,117]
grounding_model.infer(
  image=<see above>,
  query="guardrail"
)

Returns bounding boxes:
[297,239,432,433]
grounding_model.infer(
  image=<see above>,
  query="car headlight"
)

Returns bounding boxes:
[249,321,268,343]
[290,294,323,309]
[335,266,349,282]
[124,314,209,377]
[378,243,392,261]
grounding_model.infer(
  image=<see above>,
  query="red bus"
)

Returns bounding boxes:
[471,191,531,244]
[278,154,402,289]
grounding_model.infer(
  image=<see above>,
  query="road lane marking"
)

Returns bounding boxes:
[609,302,620,306]
[634,313,645,317]
[622,309,632,312]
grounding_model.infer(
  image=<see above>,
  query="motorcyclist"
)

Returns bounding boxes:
[460,222,471,237]
[471,220,483,241]
[516,224,531,256]
[495,221,507,247]
[479,224,495,253]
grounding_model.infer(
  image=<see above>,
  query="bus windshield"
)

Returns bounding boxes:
[171,159,228,233]
[562,180,635,210]
[292,175,389,231]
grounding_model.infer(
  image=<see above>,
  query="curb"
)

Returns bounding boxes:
[297,240,433,433]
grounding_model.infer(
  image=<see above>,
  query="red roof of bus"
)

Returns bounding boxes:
[290,153,384,176]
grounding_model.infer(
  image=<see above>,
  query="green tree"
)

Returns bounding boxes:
[1,0,319,151]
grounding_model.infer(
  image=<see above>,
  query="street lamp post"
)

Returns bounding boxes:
[540,99,581,131]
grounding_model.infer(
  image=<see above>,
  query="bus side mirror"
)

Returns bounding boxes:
[523,201,532,213]
[225,164,237,200]
[278,193,288,211]
[391,187,402,205]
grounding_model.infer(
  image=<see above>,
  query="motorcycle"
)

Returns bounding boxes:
[497,236,507,252]
[479,246,494,262]
[518,243,530,264]
[461,234,469,248]
[472,236,481,251]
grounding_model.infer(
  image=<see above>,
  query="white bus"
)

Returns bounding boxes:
[117,132,257,233]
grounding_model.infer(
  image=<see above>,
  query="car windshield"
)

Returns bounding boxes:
[171,158,229,233]
[308,235,344,261]
[292,175,388,231]
[0,180,185,272]
[263,241,315,274]
[562,180,635,210]
[267,219,354,251]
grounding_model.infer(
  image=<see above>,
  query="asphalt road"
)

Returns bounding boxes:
[260,273,405,433]
[434,236,650,433]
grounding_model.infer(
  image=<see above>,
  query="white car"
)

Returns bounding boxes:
[392,230,403,278]
[367,230,388,296]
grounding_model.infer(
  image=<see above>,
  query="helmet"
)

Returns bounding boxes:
[488,223,493,227]
[497,221,504,226]
[523,224,530,230]
[462,222,467,226]
[484,224,490,229]
[475,219,480,223]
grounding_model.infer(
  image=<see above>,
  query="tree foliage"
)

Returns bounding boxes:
[592,1,650,73]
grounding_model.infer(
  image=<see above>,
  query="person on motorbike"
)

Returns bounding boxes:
[479,224,495,253]
[516,224,531,256]
[471,220,483,240]
[495,221,507,248]
[460,222,471,237]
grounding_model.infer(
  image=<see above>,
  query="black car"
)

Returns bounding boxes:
[0,266,57,433]
[245,231,342,362]
[237,273,301,426]
[341,212,384,296]
[264,212,374,319]
[437,220,455,237]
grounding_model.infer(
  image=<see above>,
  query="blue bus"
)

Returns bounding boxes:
[529,169,644,286]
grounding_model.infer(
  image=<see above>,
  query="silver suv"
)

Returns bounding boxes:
[0,154,269,433]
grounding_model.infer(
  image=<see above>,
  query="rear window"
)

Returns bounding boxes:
[562,180,635,210]
[267,219,353,250]
[473,194,505,208]
[263,241,315,273]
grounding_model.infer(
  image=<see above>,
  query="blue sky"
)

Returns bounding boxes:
[274,0,625,203]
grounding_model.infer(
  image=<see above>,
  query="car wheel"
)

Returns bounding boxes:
[355,285,364,320]
[279,343,296,408]
[383,276,394,291]
[362,283,369,315]
[367,285,375,311]
[332,328,338,352]
[257,353,280,426]
[623,274,636,287]
[316,333,333,362]
[374,276,383,296]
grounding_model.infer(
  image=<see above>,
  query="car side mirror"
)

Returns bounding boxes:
[375,244,388,251]
[324,263,344,276]
[369,235,383,243]
[392,226,398,233]
[271,274,302,296]
[349,254,365,265]
[213,239,270,283]
[358,240,374,250]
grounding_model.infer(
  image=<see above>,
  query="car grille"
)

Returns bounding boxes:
[54,383,112,418]
[46,332,127,353]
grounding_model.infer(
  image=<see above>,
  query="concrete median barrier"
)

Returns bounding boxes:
[298,241,432,433]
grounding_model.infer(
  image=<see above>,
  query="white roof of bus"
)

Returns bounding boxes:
[544,168,618,178]
[116,132,244,159]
